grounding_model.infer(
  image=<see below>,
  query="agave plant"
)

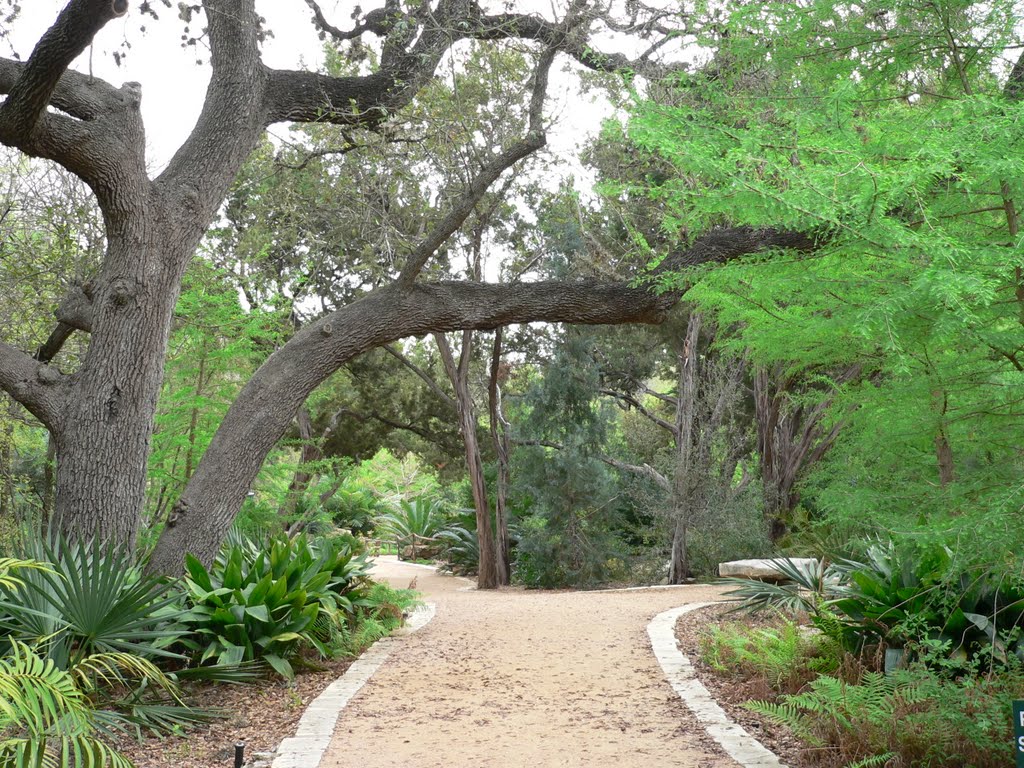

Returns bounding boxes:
[377,497,447,561]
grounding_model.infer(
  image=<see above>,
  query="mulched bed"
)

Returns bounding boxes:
[115,654,354,768]
[674,603,808,768]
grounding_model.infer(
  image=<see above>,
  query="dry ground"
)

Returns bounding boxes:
[121,560,783,768]
[320,559,738,768]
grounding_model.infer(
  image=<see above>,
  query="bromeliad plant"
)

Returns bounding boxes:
[179,532,372,679]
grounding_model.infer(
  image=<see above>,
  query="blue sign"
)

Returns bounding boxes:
[1015,700,1024,768]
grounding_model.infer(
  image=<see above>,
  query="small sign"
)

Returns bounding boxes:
[1014,700,1024,768]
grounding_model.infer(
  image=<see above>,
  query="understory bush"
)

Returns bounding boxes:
[377,497,448,560]
[701,618,842,693]
[178,532,372,678]
[335,582,420,656]
[710,537,1024,767]
[0,556,140,768]
[723,541,1024,665]
[747,666,1022,767]
[0,539,215,742]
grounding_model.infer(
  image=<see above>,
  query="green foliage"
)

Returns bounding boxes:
[618,0,1024,568]
[0,556,136,768]
[145,262,286,544]
[747,666,1022,767]
[724,543,1024,661]
[0,641,135,768]
[436,523,479,577]
[722,557,845,615]
[512,330,631,588]
[334,582,420,657]
[833,541,1024,663]
[178,533,371,679]
[0,538,181,669]
[377,497,448,560]
[701,618,842,693]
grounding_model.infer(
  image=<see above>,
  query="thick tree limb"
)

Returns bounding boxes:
[0,58,126,123]
[0,339,65,427]
[598,387,677,436]
[34,284,95,363]
[0,0,127,142]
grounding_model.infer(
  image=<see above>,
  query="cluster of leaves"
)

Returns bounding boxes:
[0,544,188,768]
[614,0,1024,566]
[701,618,843,693]
[178,532,372,679]
[747,667,1023,767]
[725,541,1024,667]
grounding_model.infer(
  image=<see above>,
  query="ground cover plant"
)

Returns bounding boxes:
[705,540,1024,767]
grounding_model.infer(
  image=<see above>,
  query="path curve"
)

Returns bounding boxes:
[317,558,743,767]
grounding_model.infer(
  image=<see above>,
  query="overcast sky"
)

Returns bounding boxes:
[9,2,617,177]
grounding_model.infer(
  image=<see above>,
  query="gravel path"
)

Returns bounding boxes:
[320,558,737,768]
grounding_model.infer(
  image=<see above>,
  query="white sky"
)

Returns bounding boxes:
[9,1,619,178]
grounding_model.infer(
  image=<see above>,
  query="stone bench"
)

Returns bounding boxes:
[718,557,819,582]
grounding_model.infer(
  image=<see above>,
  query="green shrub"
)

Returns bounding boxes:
[748,666,1022,767]
[0,556,142,767]
[436,524,479,576]
[701,618,842,693]
[178,533,371,679]
[0,538,181,668]
[377,497,447,560]
[0,538,226,740]
[723,541,1024,663]
[336,583,420,656]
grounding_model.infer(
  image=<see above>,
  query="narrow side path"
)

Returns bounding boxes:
[320,558,737,768]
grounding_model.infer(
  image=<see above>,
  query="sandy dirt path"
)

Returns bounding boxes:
[320,558,737,768]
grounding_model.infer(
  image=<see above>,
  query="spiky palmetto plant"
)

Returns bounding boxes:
[0,558,138,768]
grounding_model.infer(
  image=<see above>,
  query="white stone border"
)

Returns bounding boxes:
[648,603,788,768]
[271,602,437,768]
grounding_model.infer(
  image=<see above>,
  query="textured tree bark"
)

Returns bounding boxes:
[932,388,955,488]
[436,331,500,589]
[668,313,700,584]
[0,415,12,521]
[487,328,512,585]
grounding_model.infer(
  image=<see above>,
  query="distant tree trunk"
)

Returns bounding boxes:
[277,406,322,523]
[754,364,860,540]
[183,349,206,482]
[42,433,55,523]
[436,331,500,589]
[0,412,13,521]
[932,388,955,488]
[488,327,512,584]
[668,312,701,583]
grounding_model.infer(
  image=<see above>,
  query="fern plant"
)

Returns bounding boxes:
[745,671,930,758]
[701,618,841,693]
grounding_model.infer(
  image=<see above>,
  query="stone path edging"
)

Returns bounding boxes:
[270,602,437,768]
[648,603,789,768]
